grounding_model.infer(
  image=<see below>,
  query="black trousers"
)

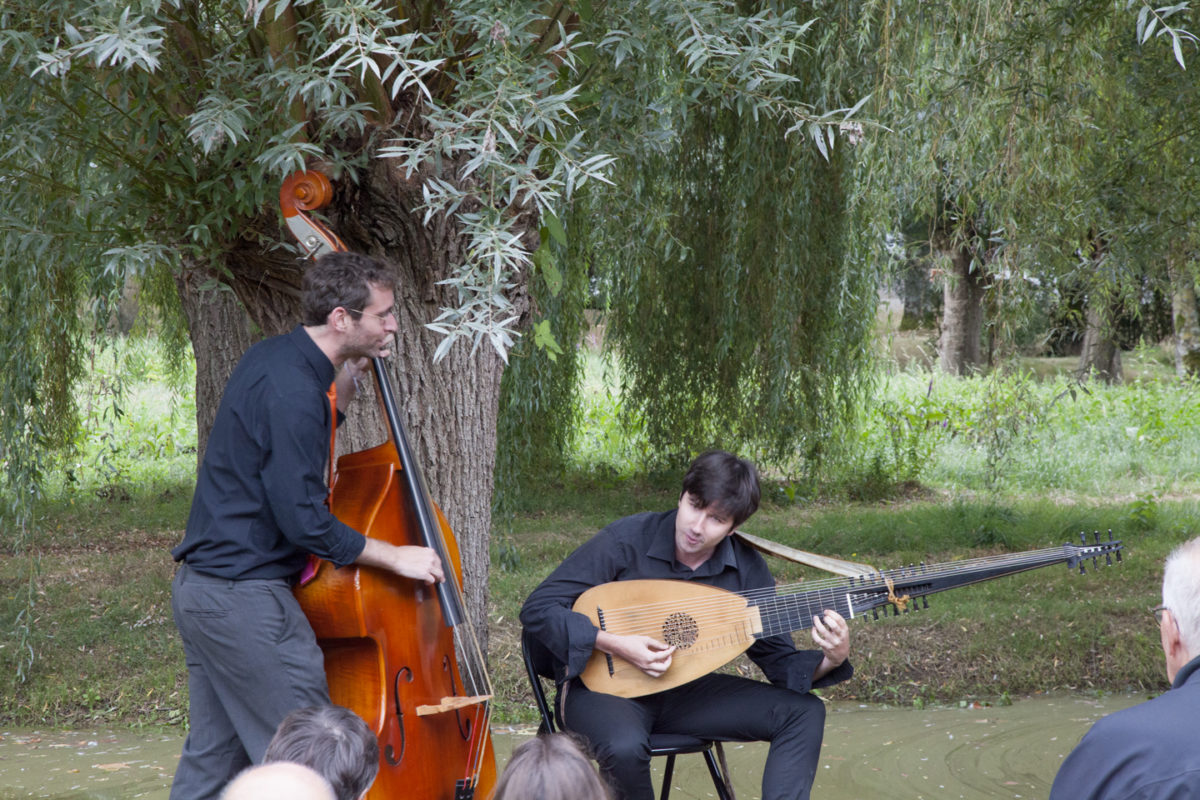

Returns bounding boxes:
[561,673,827,800]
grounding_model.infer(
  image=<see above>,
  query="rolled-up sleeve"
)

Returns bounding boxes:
[520,530,630,682]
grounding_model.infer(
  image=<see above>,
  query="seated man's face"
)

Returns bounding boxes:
[674,492,735,567]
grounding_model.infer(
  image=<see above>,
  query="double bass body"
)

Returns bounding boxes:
[295,440,497,800]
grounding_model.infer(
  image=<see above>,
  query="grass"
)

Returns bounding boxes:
[1,335,1197,727]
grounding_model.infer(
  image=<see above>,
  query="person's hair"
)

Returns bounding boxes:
[1163,536,1200,655]
[680,450,760,528]
[491,733,610,800]
[264,705,380,800]
[300,252,396,326]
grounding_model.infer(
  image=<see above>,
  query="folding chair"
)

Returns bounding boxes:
[520,629,734,800]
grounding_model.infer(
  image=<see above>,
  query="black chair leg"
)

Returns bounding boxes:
[702,748,732,800]
[658,754,677,800]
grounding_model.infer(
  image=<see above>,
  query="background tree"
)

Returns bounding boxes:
[0,1,869,648]
[852,1,1198,375]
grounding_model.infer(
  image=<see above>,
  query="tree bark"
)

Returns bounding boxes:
[1077,300,1123,383]
[1168,251,1200,377]
[174,258,259,465]
[179,159,526,652]
[936,244,987,375]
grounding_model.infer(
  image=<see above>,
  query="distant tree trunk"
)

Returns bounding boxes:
[936,244,987,375]
[1077,300,1123,383]
[177,159,525,650]
[1168,251,1200,377]
[1076,234,1122,384]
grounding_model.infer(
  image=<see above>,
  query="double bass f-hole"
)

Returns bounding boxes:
[385,666,415,767]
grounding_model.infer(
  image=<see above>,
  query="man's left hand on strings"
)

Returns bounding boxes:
[811,609,850,679]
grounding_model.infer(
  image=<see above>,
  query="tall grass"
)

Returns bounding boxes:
[43,339,1200,512]
[856,367,1200,499]
[73,336,196,480]
[558,346,1200,504]
[566,349,646,480]
[36,335,197,540]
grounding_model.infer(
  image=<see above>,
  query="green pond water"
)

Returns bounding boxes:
[0,693,1145,799]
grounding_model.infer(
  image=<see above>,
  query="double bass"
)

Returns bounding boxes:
[280,170,497,800]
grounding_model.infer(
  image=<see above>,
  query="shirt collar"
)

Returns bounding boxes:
[1172,653,1200,689]
[648,509,739,576]
[290,325,336,387]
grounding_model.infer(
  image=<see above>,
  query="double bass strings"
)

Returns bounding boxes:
[449,592,493,784]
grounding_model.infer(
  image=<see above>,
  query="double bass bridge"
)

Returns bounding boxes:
[416,694,494,717]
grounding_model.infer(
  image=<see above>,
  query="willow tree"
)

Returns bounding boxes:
[999,4,1200,382]
[851,1,1199,376]
[1,0,873,651]
[586,68,876,473]
[846,3,1020,375]
[1001,5,1200,383]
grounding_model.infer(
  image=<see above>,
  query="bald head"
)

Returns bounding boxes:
[221,762,336,800]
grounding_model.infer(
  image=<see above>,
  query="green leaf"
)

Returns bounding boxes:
[541,210,567,247]
[532,319,563,360]
[533,241,563,297]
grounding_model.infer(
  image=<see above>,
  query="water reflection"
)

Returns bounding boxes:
[808,694,1145,800]
[0,728,179,799]
[0,694,1145,800]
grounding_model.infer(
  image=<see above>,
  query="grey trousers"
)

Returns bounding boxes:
[168,563,329,800]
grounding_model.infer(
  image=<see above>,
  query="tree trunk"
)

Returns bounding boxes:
[174,258,259,465]
[1077,301,1123,383]
[1168,251,1200,377]
[179,159,526,653]
[936,245,987,375]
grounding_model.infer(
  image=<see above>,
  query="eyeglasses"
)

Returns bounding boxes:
[347,308,395,323]
[1153,605,1169,625]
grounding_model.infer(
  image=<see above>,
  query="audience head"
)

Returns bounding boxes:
[1161,536,1200,680]
[221,762,335,800]
[265,705,380,800]
[680,450,760,528]
[491,733,609,800]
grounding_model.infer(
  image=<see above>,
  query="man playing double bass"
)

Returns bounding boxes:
[520,450,853,800]
[169,252,444,800]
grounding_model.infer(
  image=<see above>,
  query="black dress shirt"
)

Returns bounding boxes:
[520,509,853,693]
[172,326,366,579]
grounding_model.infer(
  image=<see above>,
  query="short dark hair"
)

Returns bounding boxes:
[680,450,760,528]
[300,252,396,326]
[491,733,610,800]
[264,705,379,800]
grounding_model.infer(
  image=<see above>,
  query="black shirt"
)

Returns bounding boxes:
[520,509,853,693]
[172,326,366,579]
